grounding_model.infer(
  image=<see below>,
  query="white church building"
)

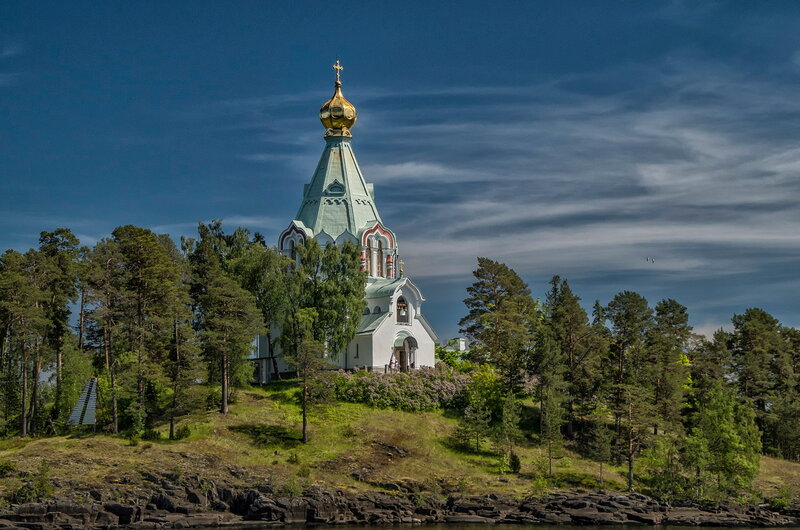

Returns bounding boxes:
[251,62,438,382]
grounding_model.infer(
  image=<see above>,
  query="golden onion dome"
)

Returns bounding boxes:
[320,60,357,137]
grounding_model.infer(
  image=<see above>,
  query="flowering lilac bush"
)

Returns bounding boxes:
[330,365,470,412]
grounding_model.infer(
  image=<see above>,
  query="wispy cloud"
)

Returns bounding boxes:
[0,38,22,87]
[189,48,800,334]
[0,39,22,60]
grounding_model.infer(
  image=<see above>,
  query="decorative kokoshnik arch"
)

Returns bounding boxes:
[360,222,397,278]
[279,222,308,251]
[360,222,395,249]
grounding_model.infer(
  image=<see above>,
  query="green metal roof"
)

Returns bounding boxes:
[365,277,406,299]
[356,311,389,335]
[67,378,97,426]
[294,136,382,239]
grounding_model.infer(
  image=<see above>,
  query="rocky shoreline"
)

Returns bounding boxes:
[1,481,798,529]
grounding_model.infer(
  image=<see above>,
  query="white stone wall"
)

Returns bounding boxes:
[251,280,436,381]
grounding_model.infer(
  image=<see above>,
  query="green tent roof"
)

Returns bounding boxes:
[294,136,382,239]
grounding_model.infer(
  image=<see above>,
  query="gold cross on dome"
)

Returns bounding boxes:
[332,60,343,83]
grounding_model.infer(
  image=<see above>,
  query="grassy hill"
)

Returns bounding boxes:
[0,383,797,504]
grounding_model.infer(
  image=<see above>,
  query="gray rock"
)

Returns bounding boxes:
[445,514,496,523]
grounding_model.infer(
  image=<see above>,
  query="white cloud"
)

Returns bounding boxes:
[190,50,800,336]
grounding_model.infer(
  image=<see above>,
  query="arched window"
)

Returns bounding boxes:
[289,240,296,262]
[377,240,384,277]
[373,306,382,314]
[367,238,373,276]
[363,307,371,315]
[396,297,409,323]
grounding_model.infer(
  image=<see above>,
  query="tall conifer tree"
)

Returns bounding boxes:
[459,258,539,391]
[646,298,692,435]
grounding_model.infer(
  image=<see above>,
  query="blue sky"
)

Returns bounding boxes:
[2,1,800,340]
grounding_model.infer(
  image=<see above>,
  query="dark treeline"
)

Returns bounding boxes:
[0,223,363,441]
[450,257,798,498]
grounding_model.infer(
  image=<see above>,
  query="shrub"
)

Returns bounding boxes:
[276,477,302,497]
[206,387,222,410]
[529,475,550,498]
[126,401,146,440]
[330,365,469,412]
[509,452,521,474]
[0,460,16,478]
[10,463,52,503]
[468,365,505,419]
[175,424,191,440]
[769,485,794,511]
[142,428,162,441]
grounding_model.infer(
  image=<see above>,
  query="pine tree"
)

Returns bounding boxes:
[158,236,202,439]
[605,291,653,418]
[690,329,732,394]
[282,329,330,443]
[540,384,565,476]
[84,238,124,433]
[729,308,794,443]
[111,225,187,428]
[494,393,522,472]
[618,382,657,491]
[646,298,692,435]
[535,329,566,475]
[768,391,800,461]
[544,276,602,438]
[0,250,49,436]
[37,229,80,427]
[458,394,492,452]
[198,267,264,414]
[604,291,655,491]
[588,406,613,486]
[459,258,539,391]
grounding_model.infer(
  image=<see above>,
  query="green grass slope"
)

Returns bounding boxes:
[0,383,796,503]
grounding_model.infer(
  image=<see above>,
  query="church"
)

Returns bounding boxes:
[251,62,438,382]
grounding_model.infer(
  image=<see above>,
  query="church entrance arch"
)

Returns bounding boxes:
[393,333,418,372]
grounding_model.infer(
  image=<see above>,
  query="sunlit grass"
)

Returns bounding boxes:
[0,382,793,500]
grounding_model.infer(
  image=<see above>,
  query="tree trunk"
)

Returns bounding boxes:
[268,334,280,381]
[21,342,28,437]
[627,453,634,491]
[110,368,119,434]
[627,400,635,491]
[221,350,229,415]
[170,320,179,440]
[78,286,86,352]
[0,323,8,426]
[137,303,145,402]
[29,356,41,435]
[302,380,308,443]
[54,346,62,423]
[104,327,119,433]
